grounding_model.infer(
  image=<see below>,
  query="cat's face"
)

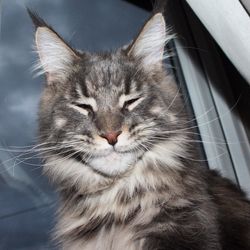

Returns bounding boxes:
[32,12,185,177]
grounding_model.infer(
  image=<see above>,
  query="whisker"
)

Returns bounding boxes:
[165,85,182,113]
[148,136,242,146]
[144,140,226,163]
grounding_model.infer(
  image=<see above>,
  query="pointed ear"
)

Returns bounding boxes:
[28,9,79,83]
[127,13,172,68]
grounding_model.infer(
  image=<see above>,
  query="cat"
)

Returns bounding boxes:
[28,9,250,250]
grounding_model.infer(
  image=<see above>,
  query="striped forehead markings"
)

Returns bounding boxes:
[76,83,98,111]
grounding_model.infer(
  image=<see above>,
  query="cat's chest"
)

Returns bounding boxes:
[68,226,144,250]
[61,193,160,250]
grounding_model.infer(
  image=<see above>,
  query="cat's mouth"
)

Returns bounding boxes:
[88,150,138,176]
[91,144,139,158]
[90,147,124,158]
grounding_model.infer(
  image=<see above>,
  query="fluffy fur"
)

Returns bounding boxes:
[28,10,250,250]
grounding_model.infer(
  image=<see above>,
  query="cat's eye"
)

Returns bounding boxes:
[122,97,142,111]
[124,97,140,106]
[73,103,94,114]
[76,103,92,111]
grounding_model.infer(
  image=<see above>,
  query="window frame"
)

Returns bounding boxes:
[166,1,250,195]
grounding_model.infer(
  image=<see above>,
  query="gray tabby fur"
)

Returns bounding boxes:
[28,10,250,250]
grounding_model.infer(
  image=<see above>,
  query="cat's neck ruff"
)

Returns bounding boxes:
[50,137,193,246]
[44,136,188,196]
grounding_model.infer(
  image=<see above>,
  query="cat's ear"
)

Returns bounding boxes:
[127,13,172,68]
[28,9,79,83]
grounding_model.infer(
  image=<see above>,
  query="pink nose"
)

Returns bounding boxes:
[100,131,122,146]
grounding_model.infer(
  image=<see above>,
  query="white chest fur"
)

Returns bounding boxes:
[63,226,144,250]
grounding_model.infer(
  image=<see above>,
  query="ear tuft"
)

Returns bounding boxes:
[27,8,48,28]
[128,13,174,68]
[28,10,79,82]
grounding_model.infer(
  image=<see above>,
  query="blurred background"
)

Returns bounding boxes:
[0,0,250,249]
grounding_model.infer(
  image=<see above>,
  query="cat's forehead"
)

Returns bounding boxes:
[76,53,143,97]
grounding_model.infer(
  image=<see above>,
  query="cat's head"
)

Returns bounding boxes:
[30,11,187,183]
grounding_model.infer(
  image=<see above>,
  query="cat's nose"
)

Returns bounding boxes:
[100,131,122,146]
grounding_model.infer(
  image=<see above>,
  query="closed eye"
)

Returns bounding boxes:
[124,97,140,107]
[74,103,93,112]
[69,102,94,116]
[123,97,144,111]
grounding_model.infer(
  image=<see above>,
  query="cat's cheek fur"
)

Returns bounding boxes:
[54,117,67,129]
[89,152,137,175]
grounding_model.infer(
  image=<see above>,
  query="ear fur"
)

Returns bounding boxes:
[127,13,174,68]
[28,9,79,82]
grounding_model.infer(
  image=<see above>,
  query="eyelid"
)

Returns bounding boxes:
[73,102,94,112]
[123,96,145,111]
[123,97,141,107]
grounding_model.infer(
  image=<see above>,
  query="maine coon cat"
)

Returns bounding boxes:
[28,10,250,250]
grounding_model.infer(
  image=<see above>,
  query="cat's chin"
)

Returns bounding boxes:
[88,151,137,176]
